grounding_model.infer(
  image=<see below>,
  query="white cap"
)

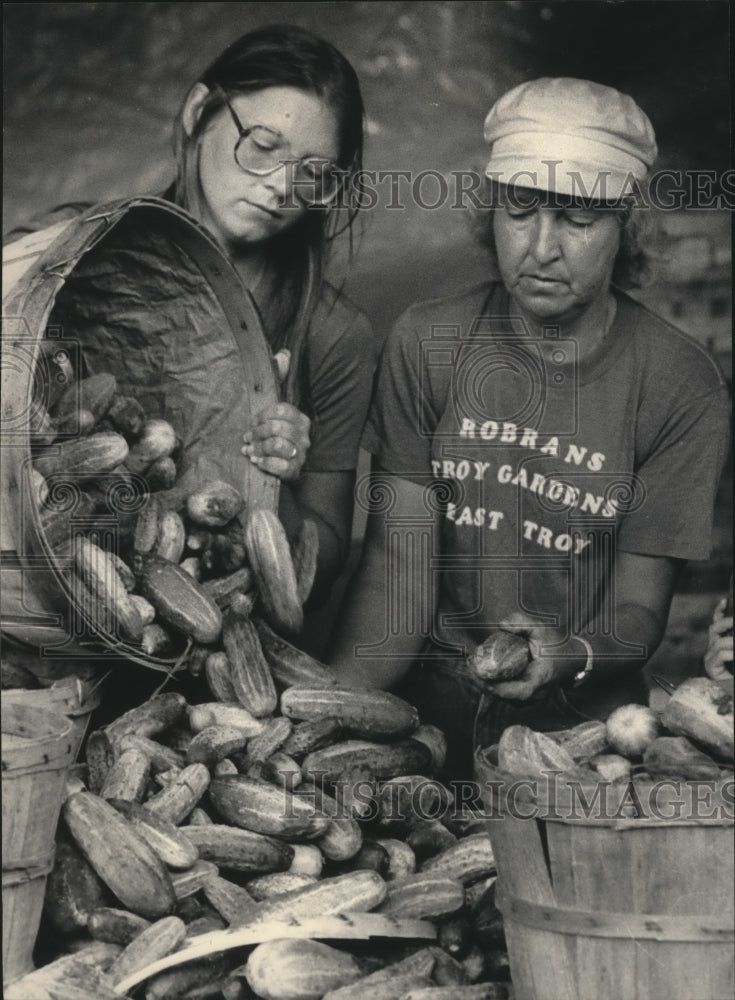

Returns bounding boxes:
[484,78,658,200]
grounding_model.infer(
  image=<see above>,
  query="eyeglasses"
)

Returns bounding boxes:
[215,85,344,206]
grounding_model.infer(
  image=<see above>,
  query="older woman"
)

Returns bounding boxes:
[330,78,729,770]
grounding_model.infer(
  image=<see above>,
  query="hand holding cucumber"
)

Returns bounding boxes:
[480,618,580,701]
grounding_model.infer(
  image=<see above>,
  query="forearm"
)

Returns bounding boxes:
[278,488,342,604]
[329,552,428,690]
[560,553,681,688]
[278,475,354,607]
[329,489,438,690]
[549,602,669,687]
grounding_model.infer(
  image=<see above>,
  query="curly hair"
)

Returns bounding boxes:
[470,179,662,291]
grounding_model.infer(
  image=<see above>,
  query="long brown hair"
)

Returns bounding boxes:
[172,25,365,407]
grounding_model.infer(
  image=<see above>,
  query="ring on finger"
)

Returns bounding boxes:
[289,444,298,459]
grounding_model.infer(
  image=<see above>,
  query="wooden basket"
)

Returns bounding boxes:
[1,197,279,671]
[475,746,734,1000]
[3,674,101,761]
[2,701,74,985]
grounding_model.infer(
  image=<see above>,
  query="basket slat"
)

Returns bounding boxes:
[2,702,74,984]
[4,675,101,761]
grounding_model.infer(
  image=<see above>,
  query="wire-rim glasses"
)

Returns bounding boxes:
[215,85,344,207]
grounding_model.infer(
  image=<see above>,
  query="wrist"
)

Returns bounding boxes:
[570,635,594,687]
[540,632,593,687]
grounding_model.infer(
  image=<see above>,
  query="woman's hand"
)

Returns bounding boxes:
[241,349,311,481]
[241,401,311,480]
[703,597,733,682]
[488,618,579,701]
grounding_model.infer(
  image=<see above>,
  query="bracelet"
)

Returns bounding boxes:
[572,635,594,687]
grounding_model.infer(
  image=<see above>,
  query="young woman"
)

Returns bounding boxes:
[5,24,375,612]
[171,25,375,607]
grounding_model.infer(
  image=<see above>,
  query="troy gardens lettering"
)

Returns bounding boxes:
[430,418,621,554]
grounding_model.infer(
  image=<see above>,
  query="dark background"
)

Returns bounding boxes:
[3,1,731,333]
[3,1,732,671]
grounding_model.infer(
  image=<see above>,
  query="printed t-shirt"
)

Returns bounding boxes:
[364,281,729,715]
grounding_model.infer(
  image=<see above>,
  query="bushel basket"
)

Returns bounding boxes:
[2,701,75,985]
[1,197,279,670]
[475,745,734,1000]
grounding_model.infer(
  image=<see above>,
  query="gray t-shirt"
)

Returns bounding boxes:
[300,284,376,473]
[365,281,729,660]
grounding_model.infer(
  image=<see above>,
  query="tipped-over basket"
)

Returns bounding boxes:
[1,197,279,671]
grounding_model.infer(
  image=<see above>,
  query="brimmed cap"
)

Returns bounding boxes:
[484,78,657,200]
